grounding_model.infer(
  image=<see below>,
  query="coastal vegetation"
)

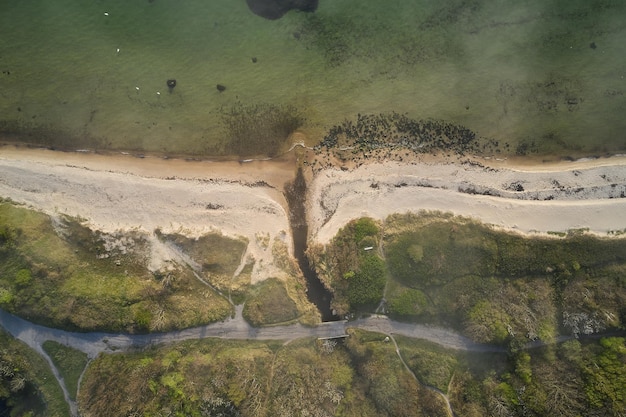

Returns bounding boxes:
[395,335,626,417]
[0,329,69,417]
[0,201,233,332]
[77,332,445,417]
[1,323,622,416]
[309,212,626,347]
[41,340,89,401]
[308,218,386,315]
[0,200,318,330]
[71,331,624,416]
[1,185,625,416]
[242,278,299,326]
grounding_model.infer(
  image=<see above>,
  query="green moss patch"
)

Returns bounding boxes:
[243,278,299,326]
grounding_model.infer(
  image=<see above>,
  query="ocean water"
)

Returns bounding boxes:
[0,0,625,156]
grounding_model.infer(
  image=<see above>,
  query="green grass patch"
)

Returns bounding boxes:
[381,212,626,345]
[42,340,89,401]
[155,229,248,294]
[0,329,69,417]
[243,278,299,326]
[0,202,232,332]
[308,218,385,315]
[386,287,429,317]
[385,213,499,287]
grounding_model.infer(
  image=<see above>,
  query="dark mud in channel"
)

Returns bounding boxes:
[284,168,338,321]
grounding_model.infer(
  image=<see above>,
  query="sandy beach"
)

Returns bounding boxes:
[308,157,626,243]
[0,146,296,282]
[1,145,626,283]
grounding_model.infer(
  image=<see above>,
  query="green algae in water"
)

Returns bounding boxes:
[0,0,625,156]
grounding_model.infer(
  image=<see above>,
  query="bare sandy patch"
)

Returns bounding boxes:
[308,159,626,244]
[0,148,295,283]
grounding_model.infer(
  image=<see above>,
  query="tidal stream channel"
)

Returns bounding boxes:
[284,168,338,321]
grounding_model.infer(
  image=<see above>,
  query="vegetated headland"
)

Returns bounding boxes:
[1,132,626,416]
[1,0,626,414]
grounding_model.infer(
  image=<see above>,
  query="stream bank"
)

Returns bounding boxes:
[284,168,338,321]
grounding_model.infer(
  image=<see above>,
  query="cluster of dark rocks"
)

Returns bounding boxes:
[165,78,228,93]
[316,112,481,156]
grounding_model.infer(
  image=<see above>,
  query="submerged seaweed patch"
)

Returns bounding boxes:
[220,102,306,157]
[316,112,490,159]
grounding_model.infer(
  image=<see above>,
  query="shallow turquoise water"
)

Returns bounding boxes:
[0,0,625,156]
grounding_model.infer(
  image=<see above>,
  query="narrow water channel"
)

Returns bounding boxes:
[284,168,338,322]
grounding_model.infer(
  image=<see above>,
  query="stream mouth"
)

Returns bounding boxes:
[285,168,338,322]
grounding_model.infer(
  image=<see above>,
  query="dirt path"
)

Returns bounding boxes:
[0,309,501,359]
[0,307,506,416]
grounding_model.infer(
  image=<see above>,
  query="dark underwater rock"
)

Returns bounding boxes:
[246,0,318,20]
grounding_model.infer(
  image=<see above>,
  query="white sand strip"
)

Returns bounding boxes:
[309,161,626,243]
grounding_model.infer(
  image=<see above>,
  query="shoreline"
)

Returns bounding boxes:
[2,144,626,252]
[4,141,626,176]
[0,143,298,189]
[307,157,626,244]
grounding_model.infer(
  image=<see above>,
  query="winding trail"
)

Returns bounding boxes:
[386,334,455,417]
[0,307,502,416]
[0,309,501,359]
